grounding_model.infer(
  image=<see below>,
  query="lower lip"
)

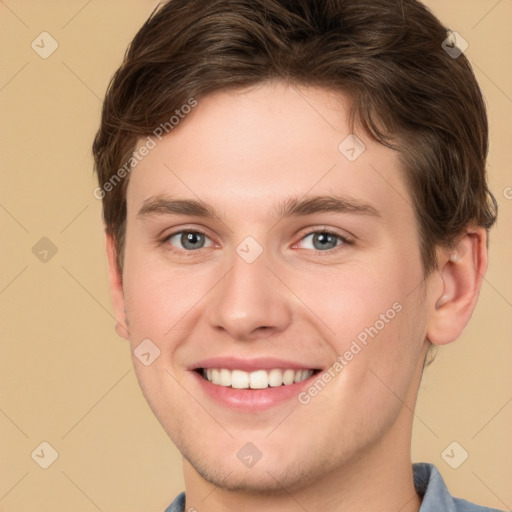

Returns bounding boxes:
[192,371,317,411]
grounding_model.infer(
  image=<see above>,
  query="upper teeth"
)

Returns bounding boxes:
[203,368,314,389]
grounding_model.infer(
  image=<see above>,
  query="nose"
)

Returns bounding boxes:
[207,250,293,341]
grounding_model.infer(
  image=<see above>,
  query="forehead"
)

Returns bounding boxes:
[126,82,411,224]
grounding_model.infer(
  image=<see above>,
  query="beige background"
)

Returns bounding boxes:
[0,1,511,511]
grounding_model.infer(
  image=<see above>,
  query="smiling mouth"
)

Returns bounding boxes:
[197,368,321,389]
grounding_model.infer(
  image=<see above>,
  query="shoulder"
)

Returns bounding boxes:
[452,496,508,512]
[164,491,186,512]
[414,463,506,512]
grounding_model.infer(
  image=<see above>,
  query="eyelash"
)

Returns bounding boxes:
[159,228,214,257]
[159,228,353,254]
[294,229,352,253]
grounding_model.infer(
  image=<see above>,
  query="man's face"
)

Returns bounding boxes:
[115,82,435,492]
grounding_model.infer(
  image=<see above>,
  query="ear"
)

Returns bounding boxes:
[105,232,130,340]
[426,228,488,346]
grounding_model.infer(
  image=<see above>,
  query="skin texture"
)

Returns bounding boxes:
[106,81,487,512]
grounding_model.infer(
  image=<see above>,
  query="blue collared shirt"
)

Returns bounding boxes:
[164,463,506,511]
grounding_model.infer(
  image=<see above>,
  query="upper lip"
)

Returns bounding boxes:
[190,357,323,372]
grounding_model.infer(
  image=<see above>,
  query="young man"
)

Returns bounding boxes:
[92,0,501,510]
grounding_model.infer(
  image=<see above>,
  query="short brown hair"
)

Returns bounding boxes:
[92,0,497,275]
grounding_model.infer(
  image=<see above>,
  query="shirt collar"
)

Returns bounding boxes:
[414,462,457,511]
[165,463,497,512]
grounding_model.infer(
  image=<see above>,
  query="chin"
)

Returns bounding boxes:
[181,440,338,495]
[192,460,311,494]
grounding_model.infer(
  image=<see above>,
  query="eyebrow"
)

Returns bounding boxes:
[137,197,218,219]
[276,195,380,218]
[136,194,381,220]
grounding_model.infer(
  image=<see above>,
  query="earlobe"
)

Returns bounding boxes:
[115,320,130,339]
[426,228,487,346]
[105,231,130,340]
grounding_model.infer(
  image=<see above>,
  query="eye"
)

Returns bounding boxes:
[166,231,213,251]
[298,231,348,251]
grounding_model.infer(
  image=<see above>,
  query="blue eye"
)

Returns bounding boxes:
[167,231,212,250]
[299,231,346,251]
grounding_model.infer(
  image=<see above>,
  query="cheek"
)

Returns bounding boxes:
[122,247,214,343]
[290,260,408,342]
[332,290,427,425]
[296,256,426,392]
